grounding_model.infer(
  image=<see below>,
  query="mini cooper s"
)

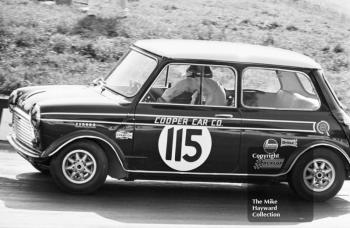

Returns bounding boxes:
[7,39,350,201]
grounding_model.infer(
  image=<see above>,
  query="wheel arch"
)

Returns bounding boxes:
[42,130,128,179]
[286,143,350,176]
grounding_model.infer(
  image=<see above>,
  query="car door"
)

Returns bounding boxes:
[239,67,332,174]
[129,63,241,174]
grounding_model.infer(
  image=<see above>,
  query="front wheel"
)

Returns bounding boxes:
[50,140,108,194]
[289,148,345,202]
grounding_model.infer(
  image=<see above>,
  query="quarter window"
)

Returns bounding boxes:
[142,64,237,107]
[297,73,316,95]
[242,68,320,110]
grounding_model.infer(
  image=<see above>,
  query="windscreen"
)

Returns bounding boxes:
[105,50,157,97]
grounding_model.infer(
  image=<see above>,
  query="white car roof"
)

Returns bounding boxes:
[134,39,321,69]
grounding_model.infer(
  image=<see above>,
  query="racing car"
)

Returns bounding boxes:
[7,39,350,201]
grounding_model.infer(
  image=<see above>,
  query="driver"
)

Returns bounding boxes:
[160,65,226,106]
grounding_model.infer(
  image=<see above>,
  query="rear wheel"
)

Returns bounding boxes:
[50,140,108,194]
[289,148,345,201]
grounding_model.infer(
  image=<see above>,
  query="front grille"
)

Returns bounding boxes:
[13,109,35,148]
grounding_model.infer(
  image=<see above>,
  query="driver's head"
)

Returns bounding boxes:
[186,65,212,78]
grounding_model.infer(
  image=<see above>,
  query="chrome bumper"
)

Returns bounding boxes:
[7,134,41,158]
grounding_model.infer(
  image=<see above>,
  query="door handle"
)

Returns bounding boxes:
[214,114,233,118]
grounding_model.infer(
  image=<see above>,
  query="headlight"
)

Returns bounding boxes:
[30,103,41,127]
[8,89,19,111]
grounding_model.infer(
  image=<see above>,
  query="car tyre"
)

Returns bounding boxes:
[289,148,345,202]
[50,140,108,194]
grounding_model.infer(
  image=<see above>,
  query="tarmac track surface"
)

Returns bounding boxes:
[1,146,350,228]
[1,1,350,227]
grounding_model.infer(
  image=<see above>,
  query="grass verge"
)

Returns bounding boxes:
[0,0,349,107]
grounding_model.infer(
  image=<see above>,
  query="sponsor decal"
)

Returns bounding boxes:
[263,139,278,154]
[317,120,330,136]
[115,130,133,140]
[158,126,212,171]
[253,158,284,170]
[280,138,298,147]
[154,116,223,127]
[74,122,96,128]
[253,139,284,170]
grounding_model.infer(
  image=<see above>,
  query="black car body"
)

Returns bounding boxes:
[7,39,350,201]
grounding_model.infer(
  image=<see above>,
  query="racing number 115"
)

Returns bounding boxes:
[165,128,202,162]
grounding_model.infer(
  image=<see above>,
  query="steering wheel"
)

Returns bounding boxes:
[244,89,266,94]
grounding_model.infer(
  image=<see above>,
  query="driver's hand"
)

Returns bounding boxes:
[190,90,199,104]
[157,97,167,103]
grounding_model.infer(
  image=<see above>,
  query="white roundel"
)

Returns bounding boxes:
[158,126,212,171]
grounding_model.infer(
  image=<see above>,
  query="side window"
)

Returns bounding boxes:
[242,68,320,110]
[142,64,237,107]
[296,73,316,96]
[152,65,187,88]
[243,69,281,93]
